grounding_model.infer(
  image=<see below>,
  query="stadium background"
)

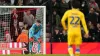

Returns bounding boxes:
[0,7,44,54]
[0,0,100,55]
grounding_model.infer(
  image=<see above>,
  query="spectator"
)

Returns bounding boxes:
[10,8,19,42]
[80,0,89,16]
[12,8,18,25]
[23,10,35,29]
[86,8,99,28]
[46,24,51,33]
[17,29,28,43]
[17,29,29,54]
[47,0,59,25]
[60,0,69,17]
[88,21,97,42]
[19,22,24,34]
[5,30,12,43]
[13,0,18,5]
[52,0,59,11]
[17,0,23,6]
[46,24,51,42]
[96,23,100,42]
[89,0,99,11]
[52,10,60,28]
[46,33,51,42]
[53,27,61,42]
[0,0,6,5]
[60,30,67,42]
[13,0,23,6]
[23,0,35,5]
[11,0,15,5]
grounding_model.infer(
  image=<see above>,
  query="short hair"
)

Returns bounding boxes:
[36,20,41,23]
[72,0,80,8]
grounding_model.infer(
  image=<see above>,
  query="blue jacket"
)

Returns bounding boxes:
[29,23,42,40]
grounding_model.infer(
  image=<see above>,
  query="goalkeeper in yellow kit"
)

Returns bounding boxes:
[61,0,89,56]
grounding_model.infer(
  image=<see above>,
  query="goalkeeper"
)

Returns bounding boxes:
[29,20,42,53]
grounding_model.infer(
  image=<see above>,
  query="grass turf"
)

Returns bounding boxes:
[0,54,100,56]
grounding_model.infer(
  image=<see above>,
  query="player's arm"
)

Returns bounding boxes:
[29,25,35,38]
[39,25,43,37]
[80,13,89,37]
[61,11,68,30]
[29,27,35,42]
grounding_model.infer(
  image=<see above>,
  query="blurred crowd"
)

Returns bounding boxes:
[0,0,100,42]
[10,8,36,42]
[0,0,47,6]
[0,8,37,43]
[0,8,43,54]
[46,0,100,42]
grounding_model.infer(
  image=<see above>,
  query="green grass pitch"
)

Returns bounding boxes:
[0,54,100,56]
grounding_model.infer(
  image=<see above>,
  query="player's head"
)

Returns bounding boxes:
[12,8,17,14]
[53,10,57,15]
[89,8,95,13]
[97,23,100,28]
[21,28,28,34]
[54,27,59,32]
[71,0,80,9]
[36,20,41,26]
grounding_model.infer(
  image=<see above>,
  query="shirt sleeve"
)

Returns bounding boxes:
[29,24,35,38]
[40,25,43,36]
[61,11,68,30]
[80,13,89,34]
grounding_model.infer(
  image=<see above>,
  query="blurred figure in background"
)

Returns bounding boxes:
[23,10,35,30]
[60,30,67,42]
[88,21,97,42]
[89,0,99,11]
[23,0,35,5]
[86,8,99,28]
[5,30,12,43]
[10,8,19,42]
[60,0,69,17]
[17,29,29,54]
[52,10,60,28]
[96,23,100,42]
[17,29,28,43]
[53,27,61,42]
[17,0,23,6]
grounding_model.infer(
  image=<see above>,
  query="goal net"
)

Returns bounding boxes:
[0,8,11,42]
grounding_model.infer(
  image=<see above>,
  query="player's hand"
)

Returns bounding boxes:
[84,34,89,38]
[29,37,34,42]
[38,38,42,43]
[64,28,67,31]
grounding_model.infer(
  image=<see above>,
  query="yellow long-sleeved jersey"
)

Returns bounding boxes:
[61,8,88,34]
